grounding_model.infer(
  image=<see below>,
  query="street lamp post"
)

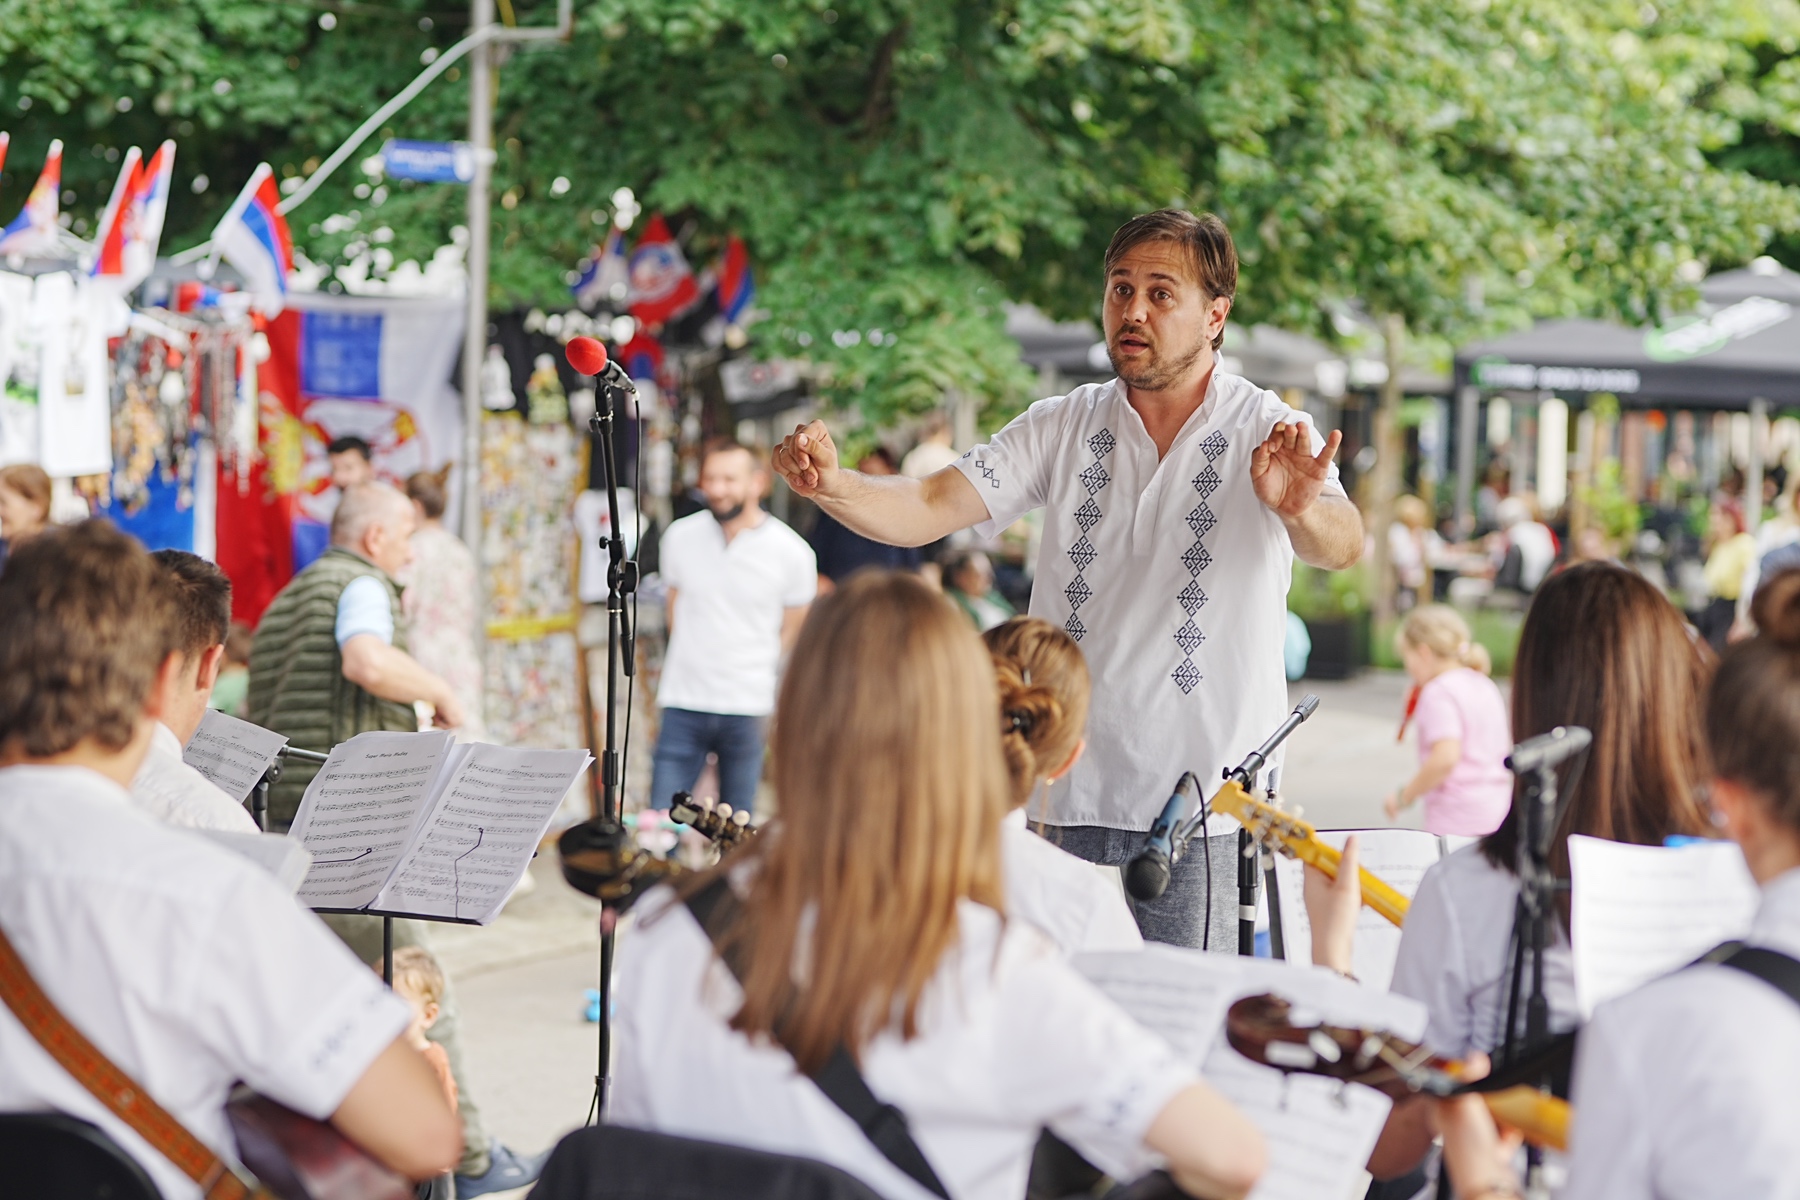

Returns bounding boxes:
[461,0,495,546]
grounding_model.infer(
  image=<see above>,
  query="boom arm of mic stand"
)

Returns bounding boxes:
[1174,694,1321,848]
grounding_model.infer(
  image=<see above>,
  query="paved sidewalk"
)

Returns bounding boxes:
[441,668,1446,1184]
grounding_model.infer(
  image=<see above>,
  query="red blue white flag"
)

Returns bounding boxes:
[212,163,294,315]
[627,213,699,328]
[714,234,755,325]
[0,138,62,257]
[572,228,629,309]
[92,140,175,290]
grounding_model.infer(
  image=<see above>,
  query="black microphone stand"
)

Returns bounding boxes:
[585,363,639,1125]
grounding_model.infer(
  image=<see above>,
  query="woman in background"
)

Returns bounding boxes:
[984,616,1143,954]
[401,468,485,739]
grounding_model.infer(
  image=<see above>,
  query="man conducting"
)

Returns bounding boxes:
[773,209,1362,949]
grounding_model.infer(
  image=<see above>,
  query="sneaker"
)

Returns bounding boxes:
[454,1142,551,1198]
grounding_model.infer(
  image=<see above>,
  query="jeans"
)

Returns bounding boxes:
[648,708,768,813]
[1050,825,1242,952]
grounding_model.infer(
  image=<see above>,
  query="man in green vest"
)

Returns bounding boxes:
[248,481,466,829]
[247,485,545,1193]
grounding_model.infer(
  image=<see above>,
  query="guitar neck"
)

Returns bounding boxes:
[1282,836,1412,927]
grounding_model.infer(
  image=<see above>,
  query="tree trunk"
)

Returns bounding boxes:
[1369,314,1407,625]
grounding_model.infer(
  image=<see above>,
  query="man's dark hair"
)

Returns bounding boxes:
[0,520,176,756]
[327,434,373,461]
[151,549,232,659]
[1103,209,1238,350]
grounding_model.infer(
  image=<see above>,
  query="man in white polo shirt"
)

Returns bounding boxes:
[773,209,1362,949]
[650,439,816,813]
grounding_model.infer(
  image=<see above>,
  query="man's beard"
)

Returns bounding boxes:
[1108,329,1208,391]
[710,500,746,524]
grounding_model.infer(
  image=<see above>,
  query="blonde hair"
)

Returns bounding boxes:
[982,617,1090,811]
[1397,604,1491,674]
[693,571,1010,1073]
[379,946,446,1008]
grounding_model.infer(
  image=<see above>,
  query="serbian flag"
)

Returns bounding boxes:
[627,213,699,328]
[0,138,62,256]
[212,163,293,315]
[572,228,629,309]
[92,140,175,290]
[714,234,755,324]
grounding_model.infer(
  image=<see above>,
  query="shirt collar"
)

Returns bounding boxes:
[150,721,184,758]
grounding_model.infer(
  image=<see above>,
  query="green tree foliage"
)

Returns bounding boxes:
[2,0,1796,425]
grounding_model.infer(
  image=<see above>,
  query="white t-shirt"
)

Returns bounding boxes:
[0,765,410,1200]
[1002,809,1143,955]
[129,721,260,833]
[609,888,1196,1199]
[1388,843,1580,1058]
[657,511,817,717]
[1567,866,1800,1200]
[953,372,1346,831]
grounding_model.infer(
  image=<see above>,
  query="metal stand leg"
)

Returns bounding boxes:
[1237,826,1259,956]
[383,916,394,988]
[1263,849,1286,961]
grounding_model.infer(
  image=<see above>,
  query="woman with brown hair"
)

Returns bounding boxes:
[0,462,52,574]
[608,573,1264,1200]
[400,467,484,739]
[984,616,1142,954]
[1371,561,1713,1179]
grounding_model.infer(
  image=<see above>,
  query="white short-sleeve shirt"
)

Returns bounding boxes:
[1388,843,1581,1058]
[130,721,260,833]
[1002,810,1144,955]
[952,372,1346,831]
[656,511,818,717]
[0,765,411,1200]
[609,888,1196,1199]
[1566,866,1800,1200]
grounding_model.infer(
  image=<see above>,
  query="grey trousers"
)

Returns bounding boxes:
[1050,826,1243,952]
[320,913,492,1178]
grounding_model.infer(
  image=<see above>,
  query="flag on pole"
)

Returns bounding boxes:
[211,163,293,315]
[0,133,10,179]
[714,234,755,325]
[627,213,699,328]
[92,141,175,290]
[618,329,664,380]
[0,139,63,257]
[572,228,630,310]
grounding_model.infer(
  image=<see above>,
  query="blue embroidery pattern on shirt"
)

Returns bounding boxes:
[1064,428,1114,643]
[975,457,1000,489]
[1174,432,1228,694]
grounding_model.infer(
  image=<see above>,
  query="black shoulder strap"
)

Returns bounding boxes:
[1697,940,1800,1009]
[683,880,952,1200]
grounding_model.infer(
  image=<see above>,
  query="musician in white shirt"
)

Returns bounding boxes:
[610,572,1263,1200]
[1438,570,1800,1200]
[130,550,260,833]
[0,522,459,1198]
[983,615,1143,955]
[1374,562,1713,1183]
[773,210,1362,951]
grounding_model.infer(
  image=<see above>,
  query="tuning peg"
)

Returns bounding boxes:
[701,796,716,812]
[731,809,751,827]
[717,803,733,821]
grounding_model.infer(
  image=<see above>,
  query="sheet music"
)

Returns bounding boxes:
[372,744,592,924]
[290,731,455,910]
[182,709,290,803]
[1568,834,1759,1016]
[1273,828,1443,989]
[1072,946,1247,1064]
[1204,1050,1391,1200]
[193,830,314,894]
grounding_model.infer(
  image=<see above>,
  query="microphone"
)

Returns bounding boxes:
[564,335,638,393]
[1125,774,1200,902]
[1506,726,1592,775]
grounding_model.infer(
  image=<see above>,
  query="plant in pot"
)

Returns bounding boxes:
[1287,560,1372,679]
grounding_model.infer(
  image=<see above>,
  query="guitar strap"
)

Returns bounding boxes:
[683,878,953,1200]
[0,922,269,1200]
[1695,940,1800,1008]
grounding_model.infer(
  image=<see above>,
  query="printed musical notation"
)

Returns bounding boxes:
[182,709,290,803]
[288,731,592,924]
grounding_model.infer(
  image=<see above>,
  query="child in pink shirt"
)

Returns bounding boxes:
[1385,605,1513,836]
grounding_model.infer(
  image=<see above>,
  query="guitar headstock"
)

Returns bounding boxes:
[1208,781,1320,861]
[1225,993,1450,1100]
[670,792,756,848]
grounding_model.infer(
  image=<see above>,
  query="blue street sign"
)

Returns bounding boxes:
[378,139,475,184]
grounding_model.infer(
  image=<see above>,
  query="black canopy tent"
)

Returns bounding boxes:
[1449,261,1800,527]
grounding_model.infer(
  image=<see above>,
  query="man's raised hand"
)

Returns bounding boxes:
[772,420,841,499]
[1250,422,1342,520]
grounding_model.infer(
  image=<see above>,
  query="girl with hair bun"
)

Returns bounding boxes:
[984,616,1144,954]
[1385,604,1511,836]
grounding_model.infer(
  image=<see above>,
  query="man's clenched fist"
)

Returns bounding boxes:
[771,420,841,499]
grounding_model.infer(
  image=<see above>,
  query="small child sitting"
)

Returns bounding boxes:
[376,946,458,1114]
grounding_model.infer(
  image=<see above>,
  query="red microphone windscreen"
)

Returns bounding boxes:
[565,336,609,376]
